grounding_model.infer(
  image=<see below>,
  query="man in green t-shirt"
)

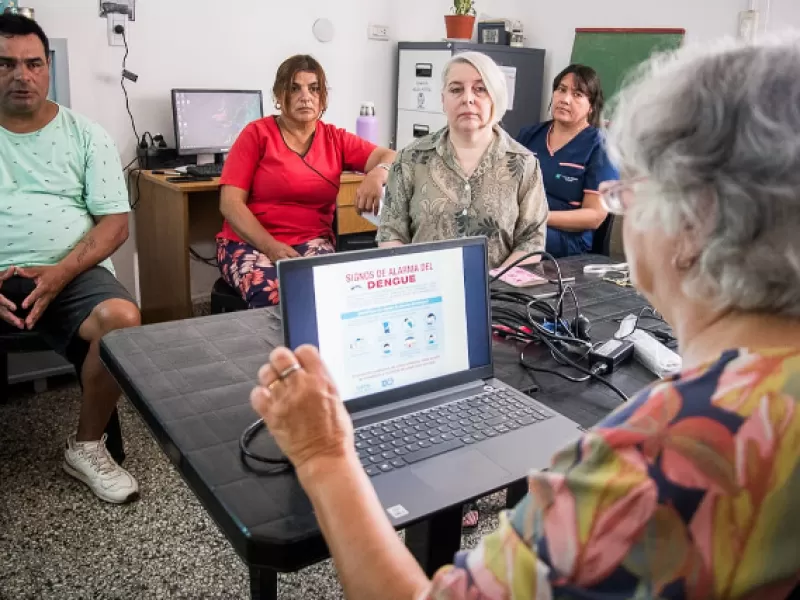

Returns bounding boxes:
[0,15,140,504]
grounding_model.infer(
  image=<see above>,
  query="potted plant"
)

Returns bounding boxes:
[445,0,476,40]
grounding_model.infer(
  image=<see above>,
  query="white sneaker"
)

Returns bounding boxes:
[63,434,139,504]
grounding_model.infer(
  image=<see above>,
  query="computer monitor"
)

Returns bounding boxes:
[171,89,264,160]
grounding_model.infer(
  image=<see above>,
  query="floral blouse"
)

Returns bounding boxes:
[422,347,800,599]
[377,126,548,269]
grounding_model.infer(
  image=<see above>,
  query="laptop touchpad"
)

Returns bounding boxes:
[411,450,510,495]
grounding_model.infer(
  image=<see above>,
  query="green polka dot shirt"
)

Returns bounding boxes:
[0,105,130,275]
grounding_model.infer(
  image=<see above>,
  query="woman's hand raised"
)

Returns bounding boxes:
[250,346,355,475]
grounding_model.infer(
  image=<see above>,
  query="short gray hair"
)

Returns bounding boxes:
[606,33,800,317]
[442,51,508,125]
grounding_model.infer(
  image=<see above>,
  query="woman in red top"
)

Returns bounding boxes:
[217,55,396,307]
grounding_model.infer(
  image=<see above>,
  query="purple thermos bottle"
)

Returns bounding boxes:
[356,102,378,144]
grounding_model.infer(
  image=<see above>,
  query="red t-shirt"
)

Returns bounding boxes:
[217,117,376,246]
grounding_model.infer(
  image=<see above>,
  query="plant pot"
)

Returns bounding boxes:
[444,15,476,40]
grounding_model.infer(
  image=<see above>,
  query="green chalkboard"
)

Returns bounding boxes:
[570,29,685,107]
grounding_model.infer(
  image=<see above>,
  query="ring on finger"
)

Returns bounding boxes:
[276,363,302,381]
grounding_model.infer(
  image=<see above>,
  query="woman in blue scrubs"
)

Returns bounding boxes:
[517,65,619,257]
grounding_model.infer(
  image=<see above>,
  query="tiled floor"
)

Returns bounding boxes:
[0,380,505,599]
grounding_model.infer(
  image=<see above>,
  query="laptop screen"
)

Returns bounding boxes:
[279,239,492,405]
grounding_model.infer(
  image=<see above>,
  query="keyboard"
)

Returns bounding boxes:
[354,388,553,477]
[186,164,223,178]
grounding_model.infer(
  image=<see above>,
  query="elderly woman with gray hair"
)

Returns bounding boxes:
[377,51,549,270]
[247,35,800,599]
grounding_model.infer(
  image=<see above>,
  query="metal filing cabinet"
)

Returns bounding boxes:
[393,42,546,150]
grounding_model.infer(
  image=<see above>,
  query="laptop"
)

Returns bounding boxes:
[278,237,583,525]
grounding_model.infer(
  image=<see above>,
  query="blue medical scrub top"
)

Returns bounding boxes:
[517,121,619,257]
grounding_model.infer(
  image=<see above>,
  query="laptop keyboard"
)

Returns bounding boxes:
[355,387,554,477]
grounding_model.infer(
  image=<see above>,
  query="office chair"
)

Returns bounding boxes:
[591,214,616,257]
[210,278,248,314]
[0,329,50,401]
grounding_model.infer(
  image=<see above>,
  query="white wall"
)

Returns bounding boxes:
[759,0,800,32]
[33,0,800,302]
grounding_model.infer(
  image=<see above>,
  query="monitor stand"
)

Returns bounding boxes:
[195,152,227,167]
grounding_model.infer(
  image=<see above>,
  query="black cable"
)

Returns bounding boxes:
[495,300,587,350]
[490,289,539,304]
[121,159,138,209]
[549,341,592,365]
[525,317,592,351]
[135,169,141,208]
[120,29,139,144]
[556,284,580,326]
[613,306,670,340]
[492,299,589,350]
[127,168,142,209]
[489,252,628,403]
[647,328,677,344]
[493,309,588,361]
[490,251,591,349]
[536,335,629,402]
[239,419,291,467]
[490,253,588,349]
[491,304,531,325]
[632,306,664,327]
[523,365,591,383]
[121,156,138,171]
[189,247,218,267]
[521,342,590,382]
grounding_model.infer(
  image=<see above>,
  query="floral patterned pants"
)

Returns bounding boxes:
[216,238,335,308]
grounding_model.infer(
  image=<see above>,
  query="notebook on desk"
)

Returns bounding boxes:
[278,238,582,525]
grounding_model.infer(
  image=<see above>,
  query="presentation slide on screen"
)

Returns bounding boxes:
[313,248,470,401]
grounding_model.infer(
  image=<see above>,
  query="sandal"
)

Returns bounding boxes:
[462,503,480,530]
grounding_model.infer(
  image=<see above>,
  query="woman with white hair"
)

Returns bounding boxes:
[377,52,548,270]
[248,35,800,599]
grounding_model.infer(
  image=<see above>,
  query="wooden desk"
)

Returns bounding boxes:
[134,171,373,324]
[336,173,379,236]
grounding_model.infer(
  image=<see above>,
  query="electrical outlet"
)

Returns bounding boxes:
[107,13,126,47]
[738,10,759,41]
[368,23,390,41]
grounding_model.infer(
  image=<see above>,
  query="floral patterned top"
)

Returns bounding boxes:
[422,348,800,599]
[377,126,548,269]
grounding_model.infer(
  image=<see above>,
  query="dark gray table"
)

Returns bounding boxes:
[100,255,664,598]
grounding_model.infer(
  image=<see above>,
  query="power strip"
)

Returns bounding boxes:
[626,328,682,378]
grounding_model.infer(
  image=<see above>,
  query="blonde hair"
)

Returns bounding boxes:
[442,51,508,125]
